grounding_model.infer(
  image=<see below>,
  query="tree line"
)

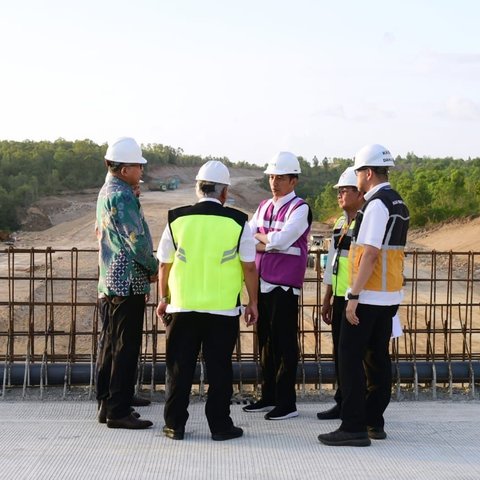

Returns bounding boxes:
[0,139,250,231]
[303,154,480,227]
[0,139,479,231]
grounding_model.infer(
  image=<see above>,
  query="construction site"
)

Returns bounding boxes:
[1,168,479,480]
[1,165,479,398]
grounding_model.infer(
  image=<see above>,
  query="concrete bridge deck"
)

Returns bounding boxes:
[1,399,479,479]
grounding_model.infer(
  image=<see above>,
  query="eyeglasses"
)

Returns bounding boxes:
[354,167,368,176]
[337,187,358,195]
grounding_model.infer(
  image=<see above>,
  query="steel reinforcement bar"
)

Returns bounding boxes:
[1,247,479,397]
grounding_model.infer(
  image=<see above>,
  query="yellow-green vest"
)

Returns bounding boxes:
[168,201,247,311]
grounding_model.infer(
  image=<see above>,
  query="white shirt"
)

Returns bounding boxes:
[323,211,348,287]
[157,198,255,315]
[249,191,310,295]
[352,182,404,306]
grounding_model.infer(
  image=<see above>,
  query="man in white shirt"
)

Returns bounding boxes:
[243,152,312,420]
[318,144,409,447]
[156,160,258,441]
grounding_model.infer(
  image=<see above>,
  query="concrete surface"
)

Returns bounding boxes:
[1,400,479,479]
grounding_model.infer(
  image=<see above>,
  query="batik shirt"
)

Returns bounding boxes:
[97,175,158,296]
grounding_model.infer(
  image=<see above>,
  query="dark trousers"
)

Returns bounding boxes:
[257,287,299,409]
[164,312,239,434]
[338,303,397,432]
[331,295,346,407]
[96,294,145,419]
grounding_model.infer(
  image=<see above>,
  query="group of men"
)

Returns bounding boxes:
[95,137,409,447]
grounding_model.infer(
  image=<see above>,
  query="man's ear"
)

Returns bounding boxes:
[220,186,228,204]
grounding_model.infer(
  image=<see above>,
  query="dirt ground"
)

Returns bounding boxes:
[1,167,479,375]
[10,165,331,249]
[8,165,479,252]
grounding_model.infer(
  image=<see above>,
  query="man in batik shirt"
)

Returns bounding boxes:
[96,137,158,430]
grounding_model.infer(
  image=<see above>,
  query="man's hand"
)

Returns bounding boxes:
[346,299,360,325]
[149,274,158,283]
[254,233,269,245]
[243,303,258,327]
[156,302,167,319]
[321,301,333,325]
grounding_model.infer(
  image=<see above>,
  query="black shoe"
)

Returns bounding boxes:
[98,403,140,424]
[212,426,243,441]
[242,400,275,413]
[131,395,151,407]
[318,429,371,447]
[264,406,298,420]
[107,413,153,429]
[368,426,387,440]
[316,405,341,420]
[163,425,185,440]
[97,401,107,424]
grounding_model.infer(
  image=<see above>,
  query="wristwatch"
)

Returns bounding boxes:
[159,296,169,303]
[347,292,360,300]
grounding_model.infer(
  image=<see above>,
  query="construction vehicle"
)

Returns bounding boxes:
[147,175,180,192]
[147,179,168,191]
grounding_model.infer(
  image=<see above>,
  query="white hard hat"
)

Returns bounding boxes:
[264,152,301,175]
[333,166,357,188]
[105,137,147,164]
[353,144,394,170]
[196,160,231,185]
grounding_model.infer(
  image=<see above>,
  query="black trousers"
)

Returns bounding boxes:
[331,295,346,407]
[164,312,239,434]
[257,287,299,409]
[338,303,398,432]
[96,294,145,420]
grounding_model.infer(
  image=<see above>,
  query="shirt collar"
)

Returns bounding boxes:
[364,182,390,201]
[198,198,222,205]
[272,190,296,208]
[108,174,130,189]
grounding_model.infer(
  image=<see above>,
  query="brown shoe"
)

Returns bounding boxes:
[98,403,140,424]
[107,413,153,429]
[368,426,387,440]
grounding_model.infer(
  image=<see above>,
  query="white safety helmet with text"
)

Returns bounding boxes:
[333,166,358,188]
[196,160,231,185]
[353,144,394,170]
[105,137,147,164]
[264,151,301,175]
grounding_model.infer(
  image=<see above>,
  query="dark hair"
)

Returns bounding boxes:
[106,161,123,173]
[197,181,217,194]
[369,166,389,177]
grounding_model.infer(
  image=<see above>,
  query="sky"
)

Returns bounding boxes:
[0,0,479,165]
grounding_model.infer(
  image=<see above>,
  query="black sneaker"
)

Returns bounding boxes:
[318,428,371,447]
[212,426,243,441]
[264,406,298,420]
[317,405,341,420]
[368,426,387,440]
[242,400,275,413]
